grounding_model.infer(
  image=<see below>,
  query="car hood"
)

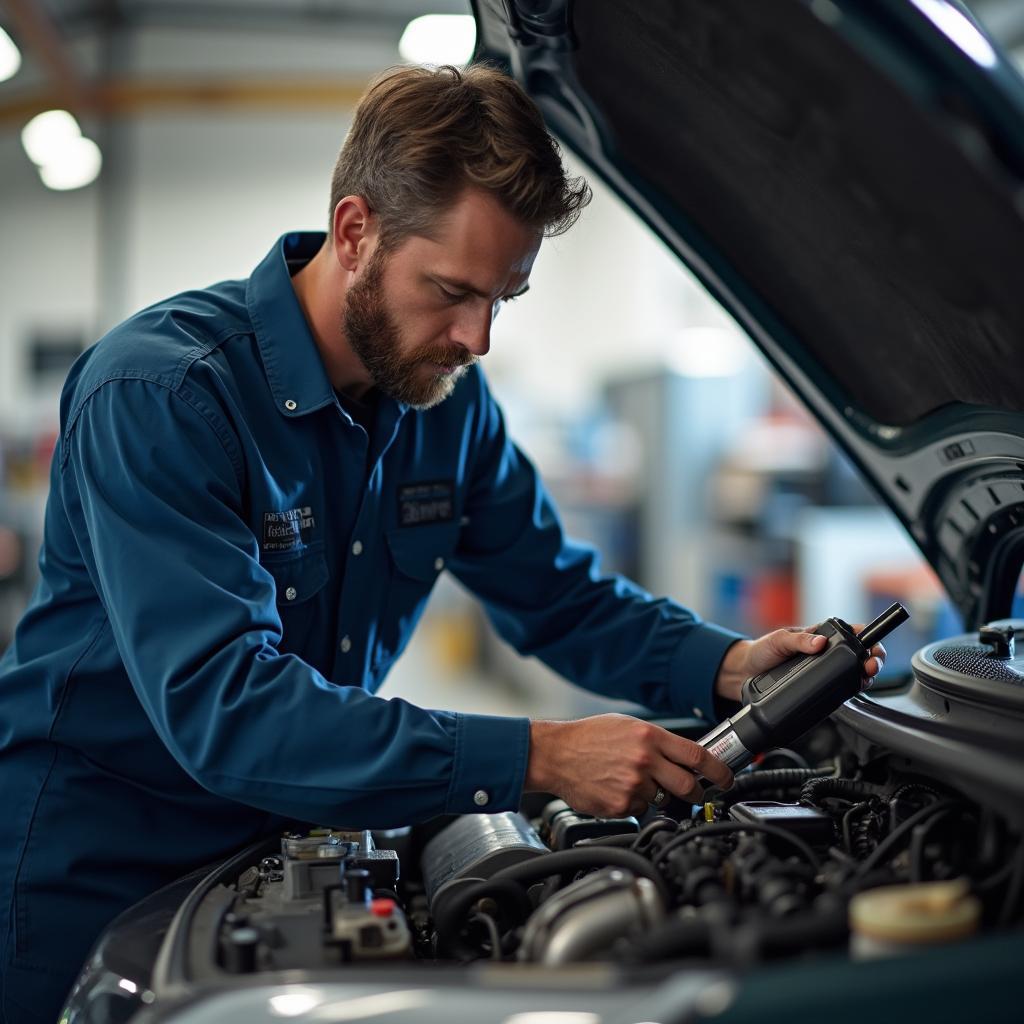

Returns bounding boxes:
[472,0,1024,628]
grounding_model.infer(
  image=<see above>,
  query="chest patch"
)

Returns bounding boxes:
[262,506,316,552]
[398,480,455,527]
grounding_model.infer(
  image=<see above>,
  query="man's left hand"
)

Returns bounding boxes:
[714,625,886,704]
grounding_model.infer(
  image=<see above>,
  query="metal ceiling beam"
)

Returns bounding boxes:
[1,0,98,111]
[0,74,368,124]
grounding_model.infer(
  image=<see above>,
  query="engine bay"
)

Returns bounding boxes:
[64,624,1024,1022]
[196,751,1016,979]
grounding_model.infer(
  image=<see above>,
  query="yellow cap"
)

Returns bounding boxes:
[849,878,981,946]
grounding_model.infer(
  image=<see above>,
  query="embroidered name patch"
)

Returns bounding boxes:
[398,481,455,527]
[262,506,316,552]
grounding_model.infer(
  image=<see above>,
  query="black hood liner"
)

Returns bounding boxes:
[571,0,1024,427]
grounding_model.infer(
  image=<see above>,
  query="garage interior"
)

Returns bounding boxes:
[2,0,1018,720]
[2,2,1024,1020]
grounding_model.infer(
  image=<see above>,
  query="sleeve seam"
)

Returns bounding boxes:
[59,375,245,487]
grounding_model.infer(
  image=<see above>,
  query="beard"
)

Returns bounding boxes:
[343,250,475,410]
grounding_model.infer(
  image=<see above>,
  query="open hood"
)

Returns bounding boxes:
[472,0,1024,628]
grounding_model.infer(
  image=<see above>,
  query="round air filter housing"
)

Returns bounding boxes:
[913,619,1024,713]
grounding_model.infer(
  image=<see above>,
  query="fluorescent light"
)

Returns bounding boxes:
[22,110,103,191]
[399,14,476,66]
[38,135,102,191]
[909,0,997,69]
[21,110,82,166]
[0,26,20,82]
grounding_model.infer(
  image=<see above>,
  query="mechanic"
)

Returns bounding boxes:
[0,64,884,1022]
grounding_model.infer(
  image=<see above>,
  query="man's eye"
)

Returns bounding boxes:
[438,285,465,303]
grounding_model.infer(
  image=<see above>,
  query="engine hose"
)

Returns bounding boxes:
[433,847,671,941]
[624,906,848,964]
[757,748,811,769]
[631,816,678,851]
[800,777,887,807]
[719,767,833,807]
[856,799,964,878]
[572,833,641,848]
[909,806,960,882]
[654,821,821,872]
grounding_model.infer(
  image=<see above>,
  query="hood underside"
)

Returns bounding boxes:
[473,0,1024,626]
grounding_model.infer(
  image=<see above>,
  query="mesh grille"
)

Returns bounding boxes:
[932,644,1024,682]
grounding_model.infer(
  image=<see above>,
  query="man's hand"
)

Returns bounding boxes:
[525,714,734,819]
[714,624,887,704]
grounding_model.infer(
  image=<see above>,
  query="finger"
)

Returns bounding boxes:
[652,757,704,804]
[646,778,669,806]
[768,628,826,658]
[658,731,734,790]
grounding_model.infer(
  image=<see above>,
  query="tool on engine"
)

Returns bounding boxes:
[695,602,909,774]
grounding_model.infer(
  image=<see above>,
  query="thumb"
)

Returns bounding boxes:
[769,628,826,658]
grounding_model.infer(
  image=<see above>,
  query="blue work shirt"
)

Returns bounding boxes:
[0,232,742,1012]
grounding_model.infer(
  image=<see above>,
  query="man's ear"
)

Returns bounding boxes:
[331,195,376,272]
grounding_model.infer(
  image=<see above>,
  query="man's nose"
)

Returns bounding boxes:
[451,307,491,358]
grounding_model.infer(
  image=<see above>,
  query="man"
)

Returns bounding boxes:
[0,64,884,1021]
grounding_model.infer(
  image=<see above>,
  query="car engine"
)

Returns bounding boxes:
[198,757,1014,978]
[64,622,1024,1021]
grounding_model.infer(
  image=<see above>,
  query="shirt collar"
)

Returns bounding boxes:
[246,231,336,419]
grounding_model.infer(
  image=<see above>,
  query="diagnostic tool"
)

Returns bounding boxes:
[695,603,909,773]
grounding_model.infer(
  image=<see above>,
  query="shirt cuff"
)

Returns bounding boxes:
[445,712,531,814]
[668,624,748,724]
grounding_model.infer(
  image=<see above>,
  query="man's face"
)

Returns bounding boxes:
[343,188,540,409]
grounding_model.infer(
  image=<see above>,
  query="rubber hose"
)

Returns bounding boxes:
[433,847,670,941]
[625,906,848,963]
[718,767,833,806]
[800,777,887,807]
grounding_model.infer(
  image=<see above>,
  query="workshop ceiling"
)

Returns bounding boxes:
[0,0,1020,128]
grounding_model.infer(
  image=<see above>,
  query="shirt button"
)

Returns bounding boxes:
[693,707,705,719]
[284,399,298,411]
[340,635,352,654]
[285,586,297,601]
[352,540,363,556]
[434,557,445,572]
[473,789,489,807]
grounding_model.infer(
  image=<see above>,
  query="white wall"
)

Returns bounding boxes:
[0,22,752,436]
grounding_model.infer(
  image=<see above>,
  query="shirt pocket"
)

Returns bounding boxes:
[263,545,330,655]
[372,523,461,672]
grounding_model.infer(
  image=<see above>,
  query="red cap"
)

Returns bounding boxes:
[370,897,396,917]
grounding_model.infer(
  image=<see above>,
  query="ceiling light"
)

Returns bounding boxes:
[398,14,476,66]
[21,109,82,166]
[0,26,20,82]
[38,135,102,191]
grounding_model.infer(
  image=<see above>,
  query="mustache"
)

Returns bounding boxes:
[417,346,477,368]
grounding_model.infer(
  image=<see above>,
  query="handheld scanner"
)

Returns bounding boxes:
[697,602,910,772]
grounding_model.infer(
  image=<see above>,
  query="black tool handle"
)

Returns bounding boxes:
[857,602,910,650]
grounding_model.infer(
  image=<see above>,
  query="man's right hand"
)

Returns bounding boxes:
[524,714,734,819]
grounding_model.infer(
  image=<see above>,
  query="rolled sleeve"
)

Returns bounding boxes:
[446,713,531,814]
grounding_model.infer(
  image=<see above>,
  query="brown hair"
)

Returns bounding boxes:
[329,63,591,248]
